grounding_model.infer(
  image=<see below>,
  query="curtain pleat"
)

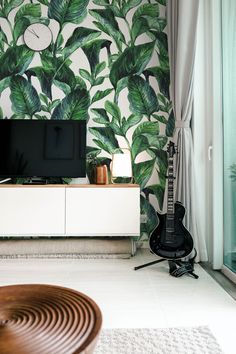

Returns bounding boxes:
[167,0,208,261]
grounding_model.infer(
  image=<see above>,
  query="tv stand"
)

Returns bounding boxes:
[0,184,140,237]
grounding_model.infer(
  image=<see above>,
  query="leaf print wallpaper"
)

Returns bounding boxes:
[0,0,174,240]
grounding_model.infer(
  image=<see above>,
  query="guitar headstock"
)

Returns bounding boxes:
[167,141,177,157]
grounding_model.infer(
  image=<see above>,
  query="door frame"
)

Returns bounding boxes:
[194,0,223,269]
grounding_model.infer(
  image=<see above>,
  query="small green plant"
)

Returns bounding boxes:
[229,164,236,181]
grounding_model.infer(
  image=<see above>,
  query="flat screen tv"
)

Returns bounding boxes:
[0,120,86,179]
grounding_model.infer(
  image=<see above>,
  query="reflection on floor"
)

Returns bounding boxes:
[0,249,235,354]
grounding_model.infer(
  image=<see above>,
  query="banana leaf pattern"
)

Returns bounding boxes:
[0,0,174,240]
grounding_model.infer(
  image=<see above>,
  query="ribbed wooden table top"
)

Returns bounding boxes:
[0,284,102,354]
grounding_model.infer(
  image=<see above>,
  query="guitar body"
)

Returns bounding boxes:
[149,202,193,260]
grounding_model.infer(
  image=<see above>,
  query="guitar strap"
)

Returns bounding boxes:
[168,249,199,279]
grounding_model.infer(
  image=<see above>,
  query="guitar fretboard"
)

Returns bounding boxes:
[167,156,175,222]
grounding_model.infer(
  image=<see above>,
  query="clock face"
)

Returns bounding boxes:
[24,23,52,51]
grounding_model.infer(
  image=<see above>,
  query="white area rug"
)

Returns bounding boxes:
[94,327,223,354]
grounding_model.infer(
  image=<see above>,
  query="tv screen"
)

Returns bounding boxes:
[0,120,86,178]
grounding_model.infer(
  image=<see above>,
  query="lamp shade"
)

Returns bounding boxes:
[111,149,132,182]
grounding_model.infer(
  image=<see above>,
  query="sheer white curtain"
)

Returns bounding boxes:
[167,0,208,261]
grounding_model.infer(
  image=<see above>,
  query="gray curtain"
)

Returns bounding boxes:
[167,0,208,261]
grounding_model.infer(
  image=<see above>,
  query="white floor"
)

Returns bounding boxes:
[0,249,235,354]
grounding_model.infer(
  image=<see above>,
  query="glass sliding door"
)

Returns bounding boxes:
[222,0,236,276]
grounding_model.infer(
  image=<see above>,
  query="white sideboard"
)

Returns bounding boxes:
[0,184,140,237]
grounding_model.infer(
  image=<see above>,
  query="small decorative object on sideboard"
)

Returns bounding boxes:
[110,148,133,184]
[96,164,108,185]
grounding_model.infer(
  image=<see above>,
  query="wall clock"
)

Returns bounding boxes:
[23,23,53,51]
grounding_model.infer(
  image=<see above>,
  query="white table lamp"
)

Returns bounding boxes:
[111,148,133,183]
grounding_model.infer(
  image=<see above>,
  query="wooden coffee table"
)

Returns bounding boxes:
[0,284,102,354]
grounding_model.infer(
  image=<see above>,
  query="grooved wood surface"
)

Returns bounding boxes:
[0,284,102,354]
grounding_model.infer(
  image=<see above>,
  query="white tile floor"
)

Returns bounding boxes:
[0,249,235,354]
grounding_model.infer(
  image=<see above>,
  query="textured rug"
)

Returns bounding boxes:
[94,327,223,354]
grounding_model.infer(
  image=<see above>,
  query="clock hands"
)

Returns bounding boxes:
[27,28,39,39]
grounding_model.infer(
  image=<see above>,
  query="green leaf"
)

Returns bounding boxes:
[89,9,125,50]
[86,146,102,159]
[37,0,49,5]
[144,66,170,99]
[107,4,123,18]
[91,88,113,104]
[145,135,168,150]
[34,114,48,120]
[26,58,76,100]
[152,114,167,124]
[109,121,123,136]
[158,93,168,105]
[154,149,168,178]
[114,77,129,103]
[53,61,76,90]
[41,104,49,112]
[75,76,87,90]
[93,76,105,86]
[63,27,101,58]
[140,195,158,236]
[93,0,110,5]
[147,17,167,32]
[0,27,8,50]
[79,69,93,84]
[48,0,89,26]
[39,93,49,105]
[26,67,53,99]
[51,88,90,120]
[122,114,142,135]
[0,107,3,119]
[132,121,160,141]
[122,0,142,16]
[10,75,41,116]
[0,77,11,95]
[82,40,111,74]
[132,135,149,160]
[53,80,71,95]
[91,108,110,123]
[110,42,155,88]
[89,126,119,154]
[143,184,165,210]
[10,113,25,119]
[0,45,34,80]
[131,17,149,42]
[155,0,166,6]
[94,61,106,77]
[166,109,175,137]
[132,4,159,24]
[133,159,155,189]
[105,100,121,123]
[150,31,169,64]
[0,0,24,18]
[49,99,61,111]
[131,4,163,42]
[128,75,159,117]
[108,54,119,68]
[14,4,41,23]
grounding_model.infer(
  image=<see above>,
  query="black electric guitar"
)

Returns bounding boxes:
[149,142,193,260]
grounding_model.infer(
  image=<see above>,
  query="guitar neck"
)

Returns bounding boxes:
[167,156,174,219]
